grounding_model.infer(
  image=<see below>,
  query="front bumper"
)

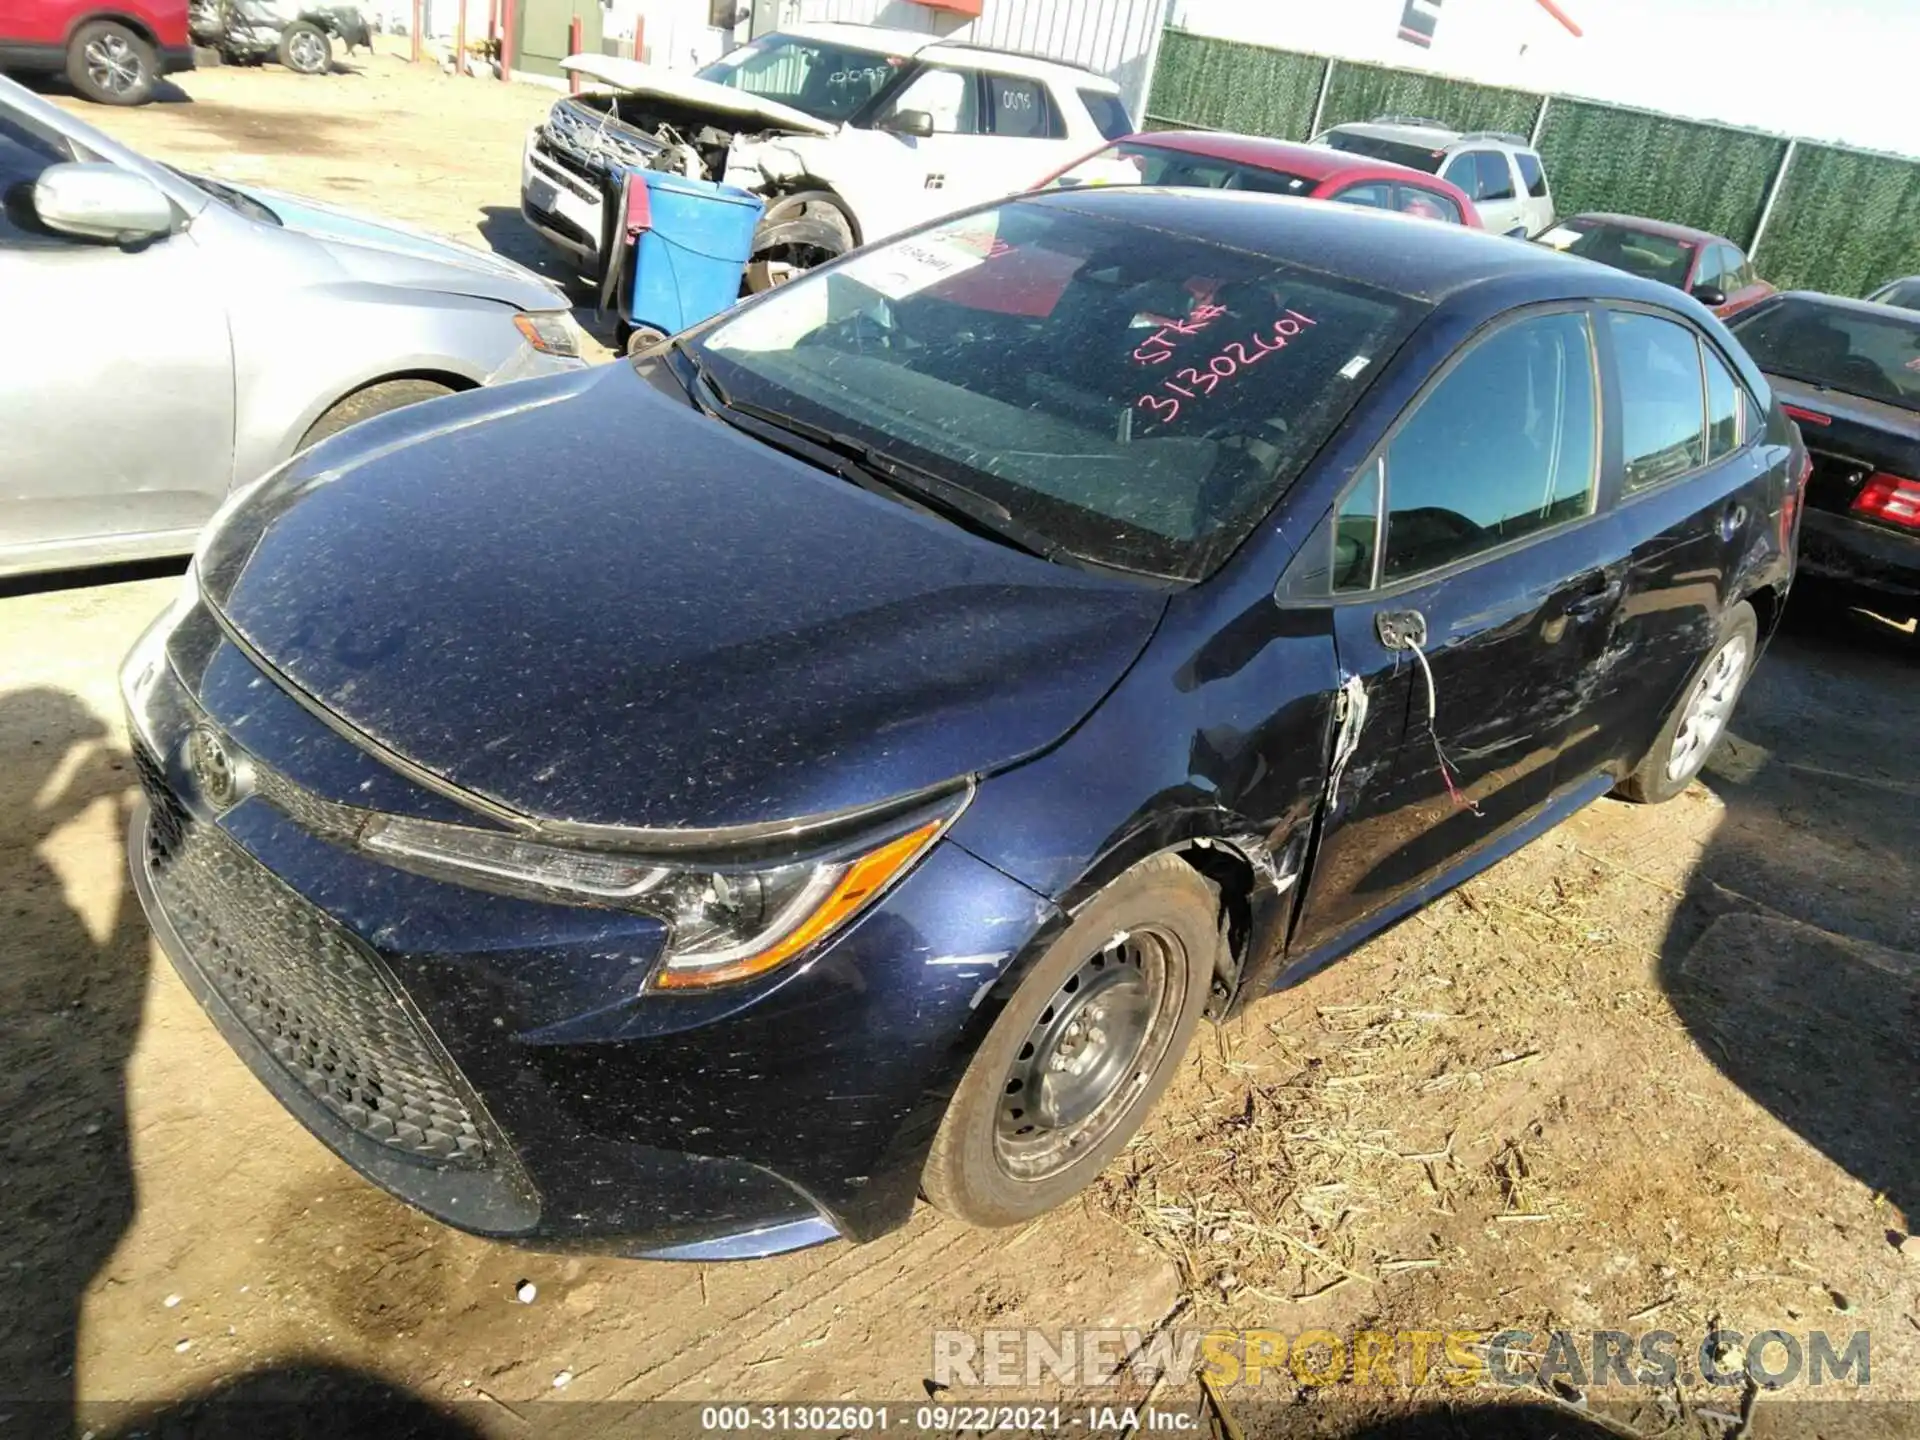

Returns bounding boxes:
[1800,508,1920,601]
[520,127,607,271]
[123,595,1056,1256]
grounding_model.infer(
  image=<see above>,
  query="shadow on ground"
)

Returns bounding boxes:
[1659,582,1920,1227]
[0,683,479,1436]
[477,203,620,348]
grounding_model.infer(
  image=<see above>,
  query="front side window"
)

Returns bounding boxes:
[1475,151,1516,201]
[985,74,1059,138]
[1331,181,1394,210]
[1612,311,1709,490]
[882,67,979,135]
[1395,184,1464,224]
[697,36,910,123]
[1441,152,1478,195]
[1378,311,1599,582]
[698,200,1426,580]
[0,110,77,248]
[1041,141,1314,196]
[1078,88,1134,142]
[1518,151,1549,199]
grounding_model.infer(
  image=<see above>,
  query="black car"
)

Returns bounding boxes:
[124,191,1803,1259]
[1731,292,1920,616]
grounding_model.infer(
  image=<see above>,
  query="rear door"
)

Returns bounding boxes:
[1284,306,1627,954]
[1563,306,1790,781]
[1444,150,1525,236]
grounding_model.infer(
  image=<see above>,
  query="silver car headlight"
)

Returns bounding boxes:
[513,309,583,358]
[359,797,962,991]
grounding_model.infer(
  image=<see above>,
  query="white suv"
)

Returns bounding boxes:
[521,23,1133,291]
[1315,116,1555,238]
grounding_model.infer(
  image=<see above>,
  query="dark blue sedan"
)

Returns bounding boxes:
[123,189,1803,1259]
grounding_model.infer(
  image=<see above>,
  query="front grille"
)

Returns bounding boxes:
[141,765,490,1170]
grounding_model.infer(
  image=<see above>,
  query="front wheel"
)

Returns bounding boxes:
[744,192,853,293]
[920,853,1219,1227]
[300,379,454,449]
[1615,600,1758,804]
[67,20,158,105]
[278,21,332,74]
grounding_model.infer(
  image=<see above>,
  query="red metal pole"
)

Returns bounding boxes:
[454,0,468,76]
[568,14,582,91]
[498,0,514,79]
[410,0,422,62]
[1531,0,1584,37]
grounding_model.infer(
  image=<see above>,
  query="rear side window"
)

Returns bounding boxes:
[985,74,1061,139]
[1517,151,1549,199]
[1612,311,1709,490]
[1703,344,1743,459]
[1377,311,1599,582]
[1475,151,1516,201]
[1077,88,1133,142]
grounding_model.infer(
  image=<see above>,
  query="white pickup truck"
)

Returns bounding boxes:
[519,21,1132,291]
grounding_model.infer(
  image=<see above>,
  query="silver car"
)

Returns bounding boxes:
[0,74,588,579]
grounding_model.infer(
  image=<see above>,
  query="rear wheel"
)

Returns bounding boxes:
[1616,600,1758,804]
[920,853,1220,1227]
[300,379,455,449]
[67,21,158,105]
[278,21,331,74]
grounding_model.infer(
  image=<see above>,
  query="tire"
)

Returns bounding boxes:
[1615,600,1759,805]
[277,20,332,74]
[744,192,854,293]
[300,379,455,449]
[624,325,670,357]
[920,853,1221,1227]
[67,21,158,105]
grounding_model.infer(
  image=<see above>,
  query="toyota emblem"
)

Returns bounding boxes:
[184,726,251,812]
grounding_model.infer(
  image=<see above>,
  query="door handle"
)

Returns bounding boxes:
[1562,572,1624,619]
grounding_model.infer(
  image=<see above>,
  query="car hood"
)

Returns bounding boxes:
[235,183,567,312]
[558,54,837,137]
[196,363,1167,835]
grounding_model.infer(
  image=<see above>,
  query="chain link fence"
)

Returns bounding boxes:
[1145,29,1920,298]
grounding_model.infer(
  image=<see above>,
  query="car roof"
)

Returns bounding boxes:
[775,22,1118,90]
[1018,185,1675,307]
[1568,212,1729,247]
[1122,130,1430,183]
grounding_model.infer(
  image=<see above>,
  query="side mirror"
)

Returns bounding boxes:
[1690,283,1729,308]
[32,163,174,244]
[879,109,935,139]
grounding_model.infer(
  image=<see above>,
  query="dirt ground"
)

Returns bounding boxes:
[3,44,1918,1440]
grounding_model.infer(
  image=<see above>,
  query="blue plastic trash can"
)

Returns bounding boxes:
[616,169,766,338]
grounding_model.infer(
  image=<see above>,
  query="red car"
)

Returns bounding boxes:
[1038,130,1483,228]
[1535,213,1776,320]
[0,0,192,104]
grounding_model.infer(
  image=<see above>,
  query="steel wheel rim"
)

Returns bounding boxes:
[85,34,142,92]
[289,30,325,69]
[1666,633,1750,782]
[993,925,1185,1181]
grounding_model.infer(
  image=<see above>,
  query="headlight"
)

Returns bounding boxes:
[513,309,583,357]
[358,798,961,990]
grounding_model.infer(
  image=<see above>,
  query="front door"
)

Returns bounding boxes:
[1286,307,1627,954]
[0,110,234,569]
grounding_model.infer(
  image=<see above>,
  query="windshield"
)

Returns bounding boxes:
[1320,130,1445,173]
[695,35,911,123]
[695,198,1425,580]
[1043,140,1317,198]
[1537,219,1693,288]
[1732,297,1920,412]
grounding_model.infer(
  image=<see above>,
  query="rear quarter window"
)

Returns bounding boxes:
[1077,88,1133,142]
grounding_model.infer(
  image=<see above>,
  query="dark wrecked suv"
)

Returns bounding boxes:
[124,190,1802,1259]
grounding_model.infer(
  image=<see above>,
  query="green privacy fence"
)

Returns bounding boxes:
[1144,29,1920,298]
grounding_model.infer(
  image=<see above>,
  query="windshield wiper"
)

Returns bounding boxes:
[687,377,1072,564]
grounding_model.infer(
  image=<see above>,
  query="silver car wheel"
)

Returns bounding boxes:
[1665,632,1750,783]
[287,29,327,70]
[84,33,142,93]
